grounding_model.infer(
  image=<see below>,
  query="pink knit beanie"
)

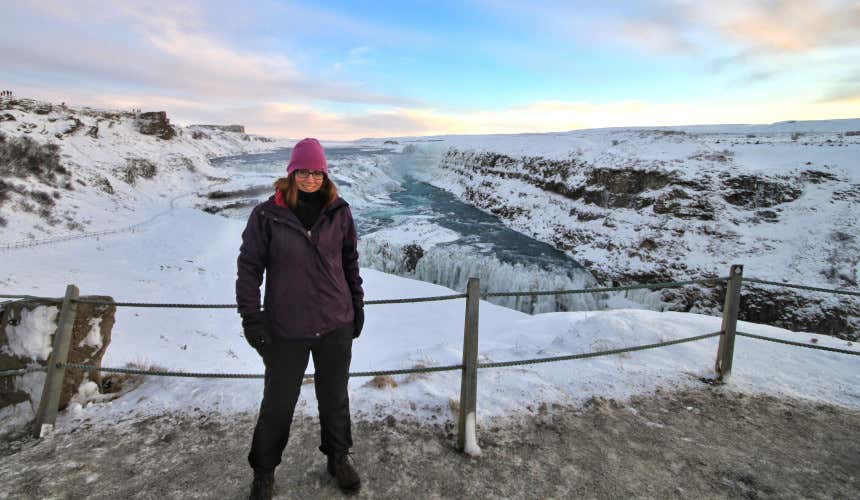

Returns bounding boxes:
[287,138,328,175]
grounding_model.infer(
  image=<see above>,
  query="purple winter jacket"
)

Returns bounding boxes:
[235,195,364,340]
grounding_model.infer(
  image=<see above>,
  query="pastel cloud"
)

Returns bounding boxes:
[479,0,860,56]
[3,1,419,106]
[244,98,860,140]
[692,0,860,54]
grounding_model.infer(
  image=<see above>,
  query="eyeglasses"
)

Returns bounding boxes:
[295,170,325,179]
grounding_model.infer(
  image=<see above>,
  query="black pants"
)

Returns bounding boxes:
[248,325,354,471]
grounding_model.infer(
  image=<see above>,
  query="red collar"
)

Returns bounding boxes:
[274,189,287,207]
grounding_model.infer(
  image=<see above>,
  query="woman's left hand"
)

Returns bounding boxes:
[353,307,364,339]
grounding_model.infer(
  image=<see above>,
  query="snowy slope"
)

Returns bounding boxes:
[2,101,858,436]
[363,122,860,337]
[0,97,294,245]
[2,204,858,436]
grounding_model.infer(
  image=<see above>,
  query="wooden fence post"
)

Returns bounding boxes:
[457,277,482,456]
[33,284,79,438]
[715,265,743,382]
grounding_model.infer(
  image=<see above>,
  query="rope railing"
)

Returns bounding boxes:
[55,331,721,379]
[736,331,860,356]
[58,362,466,379]
[8,329,855,380]
[482,277,728,298]
[3,276,729,309]
[741,278,860,297]
[0,277,848,309]
[477,332,722,368]
[5,268,857,448]
[69,293,469,308]
[0,192,192,251]
[9,275,855,308]
[0,294,62,301]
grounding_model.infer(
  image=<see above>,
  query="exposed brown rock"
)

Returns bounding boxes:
[0,297,114,419]
[136,111,175,140]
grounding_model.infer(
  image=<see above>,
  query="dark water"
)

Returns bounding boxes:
[372,176,583,273]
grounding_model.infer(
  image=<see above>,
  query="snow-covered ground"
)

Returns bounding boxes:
[2,100,858,438]
[361,122,860,335]
[386,122,860,288]
[2,201,858,436]
[0,97,295,245]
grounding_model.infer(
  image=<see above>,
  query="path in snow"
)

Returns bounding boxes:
[0,192,196,251]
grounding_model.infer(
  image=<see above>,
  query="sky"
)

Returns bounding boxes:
[2,0,859,140]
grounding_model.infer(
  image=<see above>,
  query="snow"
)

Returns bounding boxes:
[363,217,460,248]
[0,98,296,245]
[70,379,100,408]
[3,305,58,360]
[463,412,481,457]
[376,122,860,313]
[78,317,103,349]
[364,118,860,164]
[2,100,858,436]
[3,203,858,435]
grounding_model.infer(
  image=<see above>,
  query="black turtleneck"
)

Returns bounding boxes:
[294,189,327,230]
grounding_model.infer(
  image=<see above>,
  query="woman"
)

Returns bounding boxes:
[236,138,364,499]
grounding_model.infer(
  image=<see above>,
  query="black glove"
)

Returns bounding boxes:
[353,306,364,339]
[241,311,271,354]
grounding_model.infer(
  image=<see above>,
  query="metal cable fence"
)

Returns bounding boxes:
[55,331,722,378]
[69,293,469,308]
[3,277,727,309]
[736,331,860,356]
[4,269,857,444]
[0,193,192,251]
[742,278,860,297]
[482,277,729,298]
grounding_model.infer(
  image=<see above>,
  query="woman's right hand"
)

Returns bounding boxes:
[241,311,271,355]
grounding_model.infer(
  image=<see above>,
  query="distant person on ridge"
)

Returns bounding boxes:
[236,138,365,499]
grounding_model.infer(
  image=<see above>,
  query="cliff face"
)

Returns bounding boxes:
[136,111,175,140]
[429,127,860,338]
[190,124,245,134]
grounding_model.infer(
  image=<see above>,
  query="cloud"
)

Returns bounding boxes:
[243,96,860,140]
[262,1,435,48]
[12,78,860,141]
[819,71,860,102]
[476,0,860,59]
[1,1,420,107]
[615,19,697,55]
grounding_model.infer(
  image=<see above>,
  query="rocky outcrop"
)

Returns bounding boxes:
[136,111,175,140]
[436,147,860,339]
[722,175,802,208]
[115,158,157,185]
[0,297,115,424]
[191,124,245,134]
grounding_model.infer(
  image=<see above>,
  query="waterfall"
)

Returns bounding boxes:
[359,238,608,314]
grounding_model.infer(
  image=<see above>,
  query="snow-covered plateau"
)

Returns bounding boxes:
[1,98,858,439]
[0,97,296,244]
[362,122,860,338]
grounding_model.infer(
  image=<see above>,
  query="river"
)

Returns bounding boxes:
[210,145,607,313]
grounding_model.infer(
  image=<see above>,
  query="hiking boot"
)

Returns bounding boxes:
[327,452,361,493]
[249,469,274,500]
